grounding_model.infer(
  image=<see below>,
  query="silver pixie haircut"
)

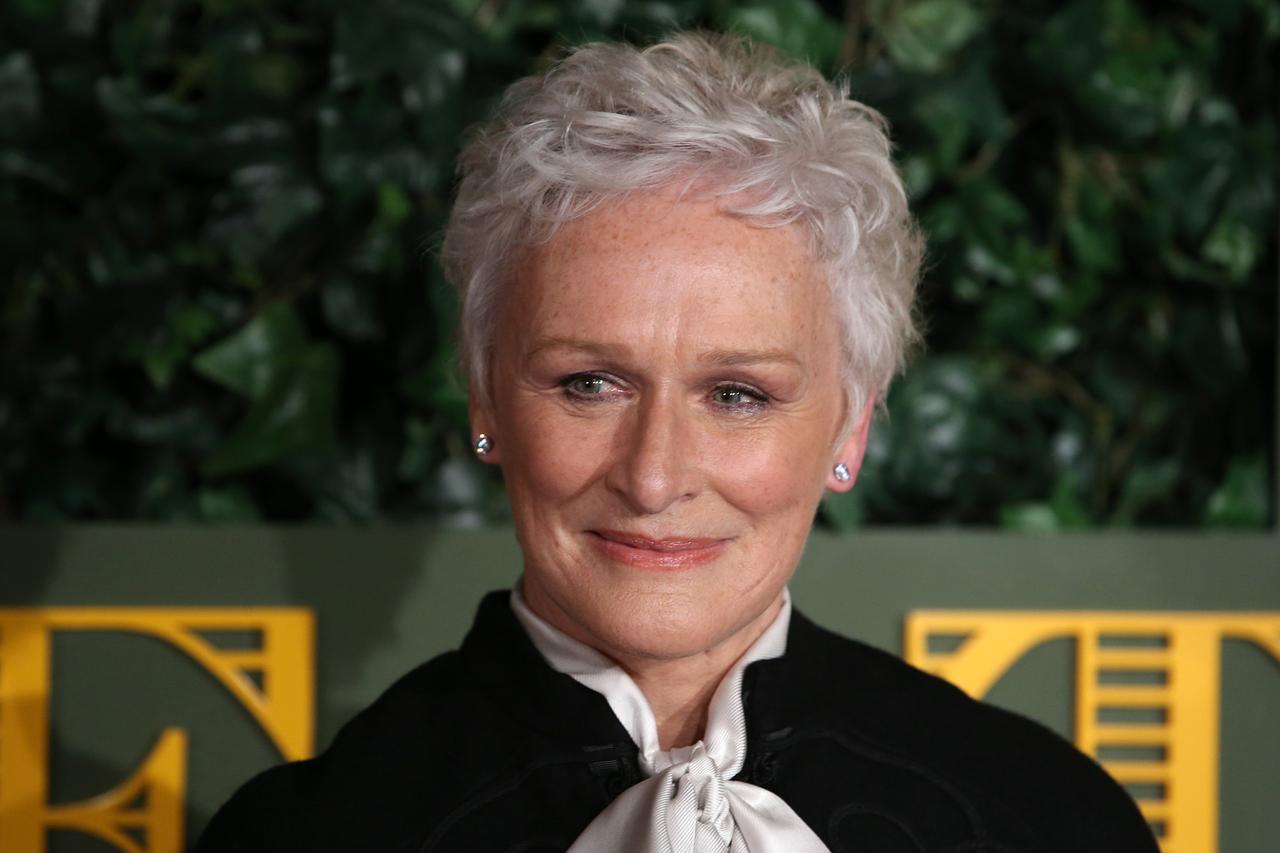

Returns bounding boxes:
[442,31,922,429]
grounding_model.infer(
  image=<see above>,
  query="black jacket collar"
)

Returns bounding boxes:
[459,591,636,748]
[456,589,839,753]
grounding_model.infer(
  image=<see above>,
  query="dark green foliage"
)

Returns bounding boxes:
[2,0,1275,526]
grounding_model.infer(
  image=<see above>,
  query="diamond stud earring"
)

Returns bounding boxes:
[474,434,493,457]
[833,462,851,482]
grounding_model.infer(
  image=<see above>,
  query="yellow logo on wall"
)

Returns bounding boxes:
[0,608,314,853]
[905,611,1280,853]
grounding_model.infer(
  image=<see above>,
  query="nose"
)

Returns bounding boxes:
[605,389,699,515]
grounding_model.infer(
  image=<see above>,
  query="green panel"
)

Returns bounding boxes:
[1,526,1277,850]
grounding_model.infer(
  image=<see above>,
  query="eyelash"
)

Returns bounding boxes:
[560,373,619,400]
[709,383,769,412]
[558,373,769,413]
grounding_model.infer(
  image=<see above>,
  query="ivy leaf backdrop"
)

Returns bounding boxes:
[1,0,1276,527]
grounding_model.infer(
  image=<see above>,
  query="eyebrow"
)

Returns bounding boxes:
[528,338,803,369]
[699,348,803,369]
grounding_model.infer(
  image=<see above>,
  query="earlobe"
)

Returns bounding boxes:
[468,395,502,465]
[826,396,876,492]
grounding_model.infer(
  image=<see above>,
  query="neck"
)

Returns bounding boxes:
[618,596,784,751]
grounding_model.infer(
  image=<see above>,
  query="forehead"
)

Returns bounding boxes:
[505,191,835,353]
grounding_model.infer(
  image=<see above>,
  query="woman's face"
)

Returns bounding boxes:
[474,190,871,664]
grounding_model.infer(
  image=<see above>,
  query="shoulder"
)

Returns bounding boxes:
[792,617,1158,851]
[197,590,631,852]
[197,650,504,852]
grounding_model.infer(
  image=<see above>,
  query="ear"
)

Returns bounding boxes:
[468,389,503,465]
[826,396,876,492]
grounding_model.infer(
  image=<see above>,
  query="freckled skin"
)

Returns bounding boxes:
[472,190,873,747]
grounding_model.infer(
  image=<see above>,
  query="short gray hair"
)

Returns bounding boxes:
[442,31,922,427]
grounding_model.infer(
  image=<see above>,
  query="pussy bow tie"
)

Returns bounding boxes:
[511,589,830,853]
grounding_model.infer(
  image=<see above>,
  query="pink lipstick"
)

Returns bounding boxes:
[587,530,729,571]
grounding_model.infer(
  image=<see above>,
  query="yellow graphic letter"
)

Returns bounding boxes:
[905,611,1280,853]
[0,608,314,853]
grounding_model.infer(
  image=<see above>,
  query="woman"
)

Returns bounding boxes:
[199,32,1157,853]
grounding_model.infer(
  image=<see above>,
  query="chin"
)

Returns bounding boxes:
[580,593,754,662]
[607,625,717,662]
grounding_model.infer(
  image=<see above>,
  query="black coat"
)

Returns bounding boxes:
[197,591,1158,853]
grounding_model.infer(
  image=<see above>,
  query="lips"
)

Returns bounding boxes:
[587,529,730,571]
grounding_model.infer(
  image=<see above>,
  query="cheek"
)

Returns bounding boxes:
[503,407,610,509]
[705,425,829,519]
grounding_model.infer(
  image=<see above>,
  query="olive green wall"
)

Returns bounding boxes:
[1,527,1277,851]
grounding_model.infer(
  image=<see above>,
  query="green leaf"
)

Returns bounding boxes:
[1201,217,1260,281]
[0,53,40,139]
[377,181,412,227]
[1065,216,1120,273]
[1181,0,1247,30]
[310,446,381,521]
[999,503,1061,532]
[196,486,262,522]
[321,277,382,341]
[1264,0,1280,39]
[723,0,843,67]
[574,0,625,27]
[901,155,934,197]
[1205,456,1269,528]
[1031,0,1180,142]
[138,340,185,391]
[332,4,467,111]
[10,0,59,18]
[66,0,103,36]
[249,53,305,101]
[397,418,440,482]
[882,0,983,73]
[139,302,220,391]
[318,90,440,196]
[194,303,340,475]
[1001,476,1089,531]
[400,347,468,423]
[193,303,309,398]
[95,77,194,161]
[1032,323,1082,360]
[1111,460,1181,525]
[912,66,1008,172]
[200,344,338,476]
